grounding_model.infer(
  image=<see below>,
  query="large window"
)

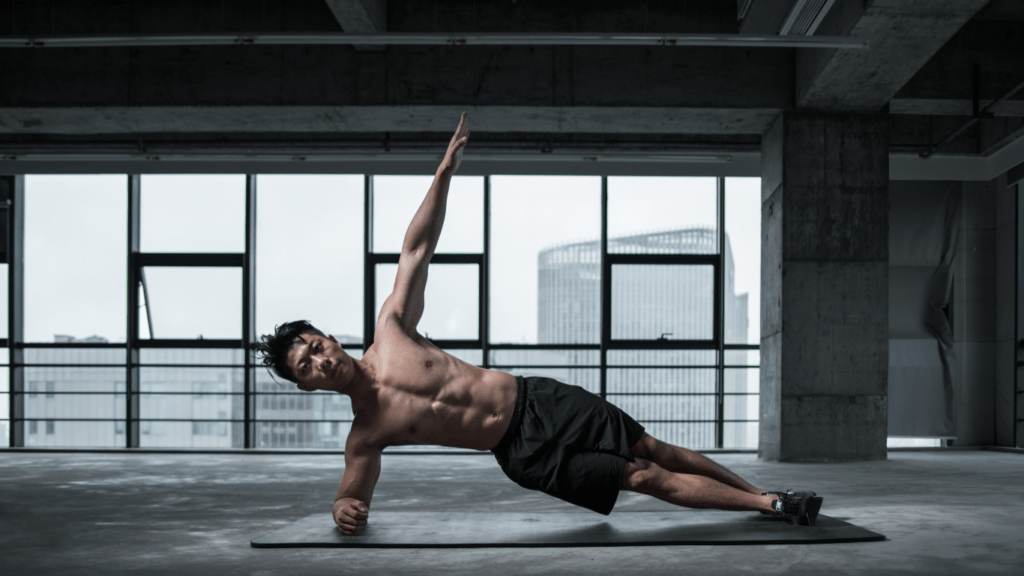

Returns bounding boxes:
[255,175,364,341]
[722,177,762,448]
[490,176,601,345]
[20,176,128,447]
[6,173,761,450]
[25,175,127,343]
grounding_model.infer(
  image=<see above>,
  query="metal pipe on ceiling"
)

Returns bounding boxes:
[923,75,1024,157]
[0,32,868,50]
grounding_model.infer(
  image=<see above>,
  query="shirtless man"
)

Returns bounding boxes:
[255,112,823,536]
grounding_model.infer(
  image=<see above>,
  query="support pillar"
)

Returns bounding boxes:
[759,111,889,462]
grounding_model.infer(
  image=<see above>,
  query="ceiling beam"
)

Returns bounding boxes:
[890,98,1024,117]
[796,0,990,111]
[0,105,781,136]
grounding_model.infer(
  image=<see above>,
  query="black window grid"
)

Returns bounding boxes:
[3,174,759,449]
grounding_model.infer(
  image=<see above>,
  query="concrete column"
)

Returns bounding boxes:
[759,111,889,462]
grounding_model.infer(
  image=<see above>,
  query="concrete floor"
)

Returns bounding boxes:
[1,450,1022,575]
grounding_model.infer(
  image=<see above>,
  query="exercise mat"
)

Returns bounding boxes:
[251,511,884,548]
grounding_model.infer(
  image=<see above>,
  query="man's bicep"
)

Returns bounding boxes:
[337,446,382,504]
[378,251,427,330]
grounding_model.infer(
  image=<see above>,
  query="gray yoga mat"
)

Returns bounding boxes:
[251,511,885,548]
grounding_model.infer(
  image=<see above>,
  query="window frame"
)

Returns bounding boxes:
[4,173,761,450]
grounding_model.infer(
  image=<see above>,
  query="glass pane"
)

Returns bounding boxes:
[607,368,717,394]
[257,392,353,421]
[0,398,7,445]
[503,368,600,394]
[608,177,718,254]
[725,177,761,344]
[444,349,482,365]
[25,175,127,343]
[141,267,241,340]
[724,368,759,394]
[0,369,6,438]
[0,349,7,364]
[641,422,716,449]
[139,421,243,448]
[724,394,758,421]
[25,348,125,365]
[723,421,758,449]
[140,175,245,253]
[606,350,716,366]
[490,176,601,345]
[375,263,478,340]
[24,420,125,448]
[24,393,125,419]
[724,349,760,366]
[25,367,125,393]
[0,264,7,339]
[607,395,716,421]
[256,175,364,342]
[139,367,244,394]
[257,421,351,449]
[372,176,483,253]
[139,349,244,365]
[611,265,714,340]
[489,349,599,367]
[139,395,242,420]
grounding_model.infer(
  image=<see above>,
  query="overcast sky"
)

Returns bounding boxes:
[22,173,761,346]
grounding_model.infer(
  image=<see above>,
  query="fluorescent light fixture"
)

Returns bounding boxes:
[0,32,868,50]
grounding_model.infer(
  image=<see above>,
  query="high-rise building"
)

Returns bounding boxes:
[530,227,750,448]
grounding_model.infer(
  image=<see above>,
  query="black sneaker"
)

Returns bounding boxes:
[771,491,823,526]
[759,489,797,515]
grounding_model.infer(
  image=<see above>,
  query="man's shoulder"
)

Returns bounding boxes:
[344,419,382,457]
[371,320,434,359]
[373,314,420,343]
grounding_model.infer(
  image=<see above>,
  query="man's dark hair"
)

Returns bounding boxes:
[254,320,326,384]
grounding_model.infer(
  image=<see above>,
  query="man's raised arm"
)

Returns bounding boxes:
[378,112,470,331]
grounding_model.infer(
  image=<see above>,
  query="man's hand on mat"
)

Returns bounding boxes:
[442,112,470,174]
[334,498,369,535]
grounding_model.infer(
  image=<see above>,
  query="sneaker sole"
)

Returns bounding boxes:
[800,496,823,526]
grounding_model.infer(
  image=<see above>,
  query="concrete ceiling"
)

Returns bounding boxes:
[0,0,1021,166]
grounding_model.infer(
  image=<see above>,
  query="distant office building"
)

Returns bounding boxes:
[23,230,752,449]
[23,338,356,448]
[528,227,751,448]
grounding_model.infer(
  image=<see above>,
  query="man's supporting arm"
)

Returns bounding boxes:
[333,444,382,535]
[378,113,470,332]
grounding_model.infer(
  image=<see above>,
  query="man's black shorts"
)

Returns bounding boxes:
[491,376,647,515]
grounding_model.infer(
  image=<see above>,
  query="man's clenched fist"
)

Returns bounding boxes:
[333,498,369,535]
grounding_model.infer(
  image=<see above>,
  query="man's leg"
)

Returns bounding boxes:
[621,457,776,512]
[629,433,765,495]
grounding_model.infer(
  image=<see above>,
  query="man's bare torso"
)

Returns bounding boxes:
[350,319,517,452]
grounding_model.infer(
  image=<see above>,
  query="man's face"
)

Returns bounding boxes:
[285,332,352,392]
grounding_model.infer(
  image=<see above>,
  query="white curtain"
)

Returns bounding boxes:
[888,181,961,437]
